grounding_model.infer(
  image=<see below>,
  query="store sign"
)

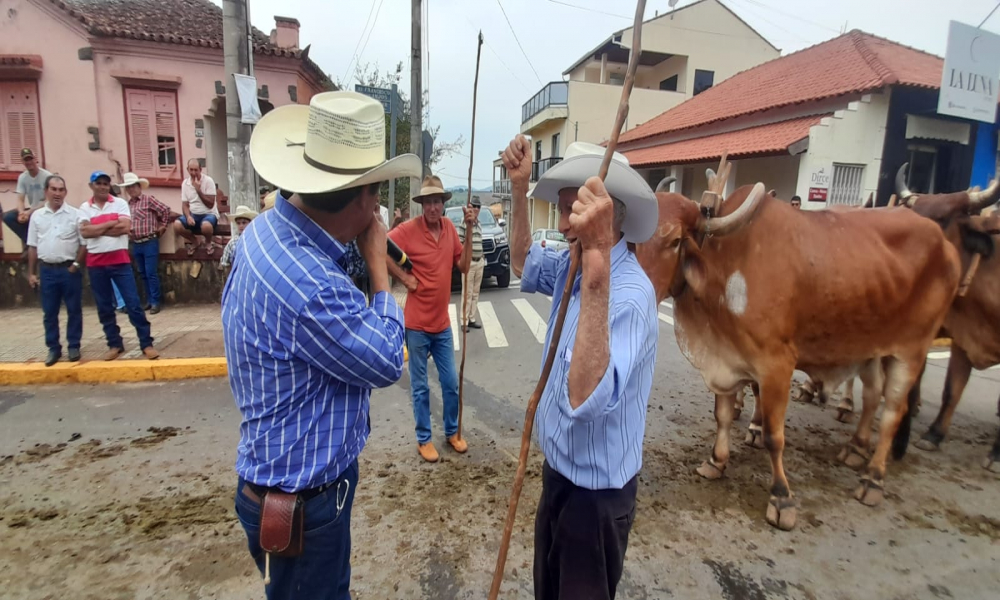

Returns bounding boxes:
[938,21,1000,124]
[808,165,831,202]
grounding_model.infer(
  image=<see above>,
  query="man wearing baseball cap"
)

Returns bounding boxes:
[2,148,52,254]
[78,171,158,360]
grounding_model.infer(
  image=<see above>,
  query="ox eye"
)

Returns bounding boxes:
[669,237,682,249]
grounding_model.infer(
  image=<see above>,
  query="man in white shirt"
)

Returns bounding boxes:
[26,175,86,366]
[173,159,220,255]
[3,148,52,253]
[79,171,158,361]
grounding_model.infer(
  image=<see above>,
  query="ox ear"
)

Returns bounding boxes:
[959,215,1000,259]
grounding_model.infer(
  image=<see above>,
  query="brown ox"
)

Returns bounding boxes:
[635,183,961,530]
[892,164,1000,471]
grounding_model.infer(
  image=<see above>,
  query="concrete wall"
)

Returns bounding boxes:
[795,92,891,210]
[735,155,802,200]
[635,55,689,93]
[567,81,685,144]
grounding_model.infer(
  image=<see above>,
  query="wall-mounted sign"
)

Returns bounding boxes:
[808,164,831,202]
[938,21,1000,124]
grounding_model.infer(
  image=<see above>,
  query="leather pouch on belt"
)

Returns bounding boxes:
[259,491,304,557]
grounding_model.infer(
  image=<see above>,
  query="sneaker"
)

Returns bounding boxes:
[68,348,81,362]
[417,442,440,463]
[468,321,482,329]
[104,347,125,361]
[142,347,160,360]
[447,434,468,454]
[150,305,161,315]
[44,350,61,367]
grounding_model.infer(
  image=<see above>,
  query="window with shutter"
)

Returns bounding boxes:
[125,87,181,181]
[0,81,42,173]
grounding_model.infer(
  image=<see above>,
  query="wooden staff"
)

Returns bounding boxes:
[458,31,484,441]
[487,1,647,597]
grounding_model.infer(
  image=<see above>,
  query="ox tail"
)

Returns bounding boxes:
[892,363,925,460]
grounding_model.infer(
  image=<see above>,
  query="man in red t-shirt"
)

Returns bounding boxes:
[388,175,474,462]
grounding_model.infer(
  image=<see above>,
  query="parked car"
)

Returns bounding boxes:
[446,206,512,289]
[531,228,569,252]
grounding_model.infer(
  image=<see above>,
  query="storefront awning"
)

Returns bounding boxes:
[621,114,828,168]
[905,114,970,145]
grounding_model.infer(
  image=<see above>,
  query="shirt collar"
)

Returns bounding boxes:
[274,192,346,263]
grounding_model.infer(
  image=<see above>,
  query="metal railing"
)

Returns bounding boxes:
[531,157,563,182]
[493,179,512,195]
[522,82,568,123]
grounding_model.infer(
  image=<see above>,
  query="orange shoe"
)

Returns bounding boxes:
[142,346,160,360]
[103,347,124,361]
[417,442,439,463]
[447,434,468,454]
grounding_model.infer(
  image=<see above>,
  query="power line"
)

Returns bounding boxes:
[485,40,534,92]
[981,1,1000,27]
[725,0,811,44]
[495,0,543,85]
[342,0,378,84]
[546,0,631,19]
[353,0,386,81]
[738,0,839,34]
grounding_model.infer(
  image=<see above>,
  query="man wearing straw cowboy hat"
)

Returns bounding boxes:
[222,91,420,599]
[386,174,476,463]
[218,204,257,272]
[119,172,171,314]
[503,136,659,600]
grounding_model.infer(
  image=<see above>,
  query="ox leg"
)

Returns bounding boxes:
[855,357,921,507]
[835,377,857,423]
[697,393,737,480]
[984,397,1000,472]
[917,347,972,452]
[744,382,765,449]
[760,371,797,531]
[838,362,883,470]
[794,377,818,404]
[734,386,745,421]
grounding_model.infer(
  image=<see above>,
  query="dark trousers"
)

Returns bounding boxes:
[534,461,638,600]
[3,209,29,245]
[88,263,153,350]
[132,238,162,306]
[235,460,359,600]
[40,263,83,353]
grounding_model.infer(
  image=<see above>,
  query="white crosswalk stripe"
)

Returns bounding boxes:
[512,298,549,343]
[658,312,674,325]
[477,301,509,348]
[927,351,951,360]
[448,304,460,350]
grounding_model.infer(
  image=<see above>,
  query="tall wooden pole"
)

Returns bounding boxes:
[409,0,423,217]
[487,1,648,597]
[222,0,257,211]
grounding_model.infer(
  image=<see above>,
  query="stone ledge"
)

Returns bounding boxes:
[0,358,228,386]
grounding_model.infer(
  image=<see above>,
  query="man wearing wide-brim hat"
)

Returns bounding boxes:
[503,135,660,600]
[218,204,258,273]
[119,172,171,314]
[387,174,477,462]
[223,90,421,599]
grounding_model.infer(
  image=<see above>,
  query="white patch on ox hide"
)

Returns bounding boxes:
[675,319,695,366]
[725,271,748,316]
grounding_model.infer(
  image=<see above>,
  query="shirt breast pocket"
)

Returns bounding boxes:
[58,222,79,241]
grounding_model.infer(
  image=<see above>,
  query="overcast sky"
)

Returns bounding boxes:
[229,0,1000,189]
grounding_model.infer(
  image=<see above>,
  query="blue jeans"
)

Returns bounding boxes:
[3,209,29,245]
[40,264,83,353]
[405,328,459,443]
[112,280,125,309]
[234,460,359,600]
[132,239,162,306]
[89,264,154,350]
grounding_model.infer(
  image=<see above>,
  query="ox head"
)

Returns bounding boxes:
[636,182,767,302]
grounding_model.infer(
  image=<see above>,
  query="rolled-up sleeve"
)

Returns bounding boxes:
[520,244,565,297]
[293,285,406,389]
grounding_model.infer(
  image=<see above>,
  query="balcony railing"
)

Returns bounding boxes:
[493,179,512,196]
[531,157,563,182]
[522,82,568,124]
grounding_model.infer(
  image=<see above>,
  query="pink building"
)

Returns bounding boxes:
[0,0,334,256]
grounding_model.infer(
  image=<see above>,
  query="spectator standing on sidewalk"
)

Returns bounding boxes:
[26,175,86,366]
[218,204,258,273]
[458,194,486,332]
[120,173,171,314]
[3,148,52,255]
[78,171,158,361]
[173,159,220,256]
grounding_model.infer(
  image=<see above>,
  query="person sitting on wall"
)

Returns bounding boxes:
[173,159,220,256]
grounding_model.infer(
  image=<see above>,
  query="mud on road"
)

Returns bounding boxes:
[1,377,999,600]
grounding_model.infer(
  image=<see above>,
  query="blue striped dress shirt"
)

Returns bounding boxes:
[221,193,405,492]
[521,238,659,490]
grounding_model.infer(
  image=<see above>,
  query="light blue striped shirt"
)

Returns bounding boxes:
[521,238,659,490]
[221,193,405,492]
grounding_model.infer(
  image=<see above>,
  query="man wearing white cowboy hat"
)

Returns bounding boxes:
[503,135,659,600]
[222,90,421,600]
[218,204,257,272]
[120,172,171,314]
[386,174,477,463]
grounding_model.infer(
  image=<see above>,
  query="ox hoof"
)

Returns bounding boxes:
[854,478,885,507]
[914,438,941,452]
[696,459,726,480]
[793,389,813,404]
[836,407,854,423]
[744,428,765,449]
[765,496,797,531]
[837,444,870,470]
[983,454,1000,473]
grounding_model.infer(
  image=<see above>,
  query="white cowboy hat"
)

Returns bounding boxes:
[249,91,422,194]
[119,172,149,189]
[412,175,453,203]
[530,141,658,243]
[229,205,259,221]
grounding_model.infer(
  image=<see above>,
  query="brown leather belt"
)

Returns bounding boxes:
[242,479,338,505]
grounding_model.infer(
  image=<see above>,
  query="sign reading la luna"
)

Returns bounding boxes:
[938,21,1000,124]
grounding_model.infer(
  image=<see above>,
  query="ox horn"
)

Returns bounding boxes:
[655,175,677,193]
[895,163,914,202]
[701,182,766,236]
[969,179,1000,211]
[767,189,777,197]
[861,192,874,209]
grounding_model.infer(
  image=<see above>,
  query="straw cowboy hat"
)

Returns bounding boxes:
[229,205,259,222]
[412,175,452,203]
[119,172,149,189]
[530,141,658,243]
[249,91,421,194]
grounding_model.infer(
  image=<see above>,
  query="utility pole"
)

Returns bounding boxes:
[409,0,423,217]
[223,0,258,212]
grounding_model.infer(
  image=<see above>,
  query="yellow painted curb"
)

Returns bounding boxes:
[0,358,228,386]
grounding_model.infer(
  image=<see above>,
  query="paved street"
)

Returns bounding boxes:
[2,283,999,599]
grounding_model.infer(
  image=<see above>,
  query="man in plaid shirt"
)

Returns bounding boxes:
[120,173,171,314]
